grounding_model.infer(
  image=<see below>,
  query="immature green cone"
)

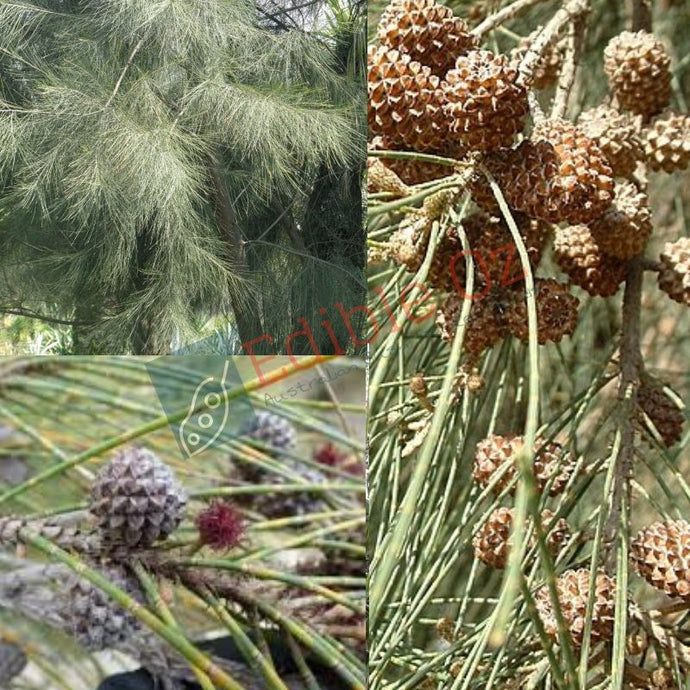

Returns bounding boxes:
[89,447,187,550]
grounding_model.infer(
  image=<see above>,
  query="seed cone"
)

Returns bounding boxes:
[368,45,447,151]
[367,157,410,197]
[472,434,576,496]
[240,411,297,450]
[604,30,671,119]
[505,279,580,344]
[631,520,690,599]
[467,151,509,214]
[578,105,644,178]
[644,112,690,173]
[658,237,690,306]
[589,181,652,260]
[511,29,564,90]
[553,225,627,297]
[0,641,26,683]
[536,569,616,646]
[637,379,684,448]
[436,293,506,359]
[443,50,528,153]
[250,469,327,518]
[89,447,187,550]
[473,507,570,569]
[63,564,144,650]
[377,0,478,77]
[500,119,615,225]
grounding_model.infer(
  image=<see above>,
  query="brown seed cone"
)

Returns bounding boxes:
[578,105,645,178]
[658,237,690,306]
[553,225,627,297]
[505,279,580,345]
[367,45,447,151]
[370,135,458,185]
[637,379,684,448]
[442,50,529,153]
[436,293,506,359]
[644,112,690,173]
[461,212,548,290]
[535,569,616,646]
[604,31,671,119]
[511,29,565,90]
[473,507,571,569]
[472,434,576,496]
[467,151,510,214]
[367,157,410,197]
[500,119,615,225]
[589,181,652,260]
[377,0,478,77]
[631,520,690,599]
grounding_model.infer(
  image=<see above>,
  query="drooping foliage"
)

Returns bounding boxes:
[0,0,365,353]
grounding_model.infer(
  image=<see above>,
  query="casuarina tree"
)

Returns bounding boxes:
[0,0,365,354]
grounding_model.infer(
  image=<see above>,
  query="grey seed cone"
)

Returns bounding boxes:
[251,466,328,518]
[0,641,27,684]
[63,564,144,651]
[240,412,297,451]
[90,447,187,550]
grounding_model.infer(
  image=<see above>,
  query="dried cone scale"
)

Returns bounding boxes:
[604,30,671,119]
[536,569,616,646]
[637,380,684,448]
[443,50,529,153]
[644,112,690,173]
[589,181,652,260]
[500,119,615,225]
[578,105,644,178]
[631,520,690,599]
[377,0,478,77]
[553,225,627,297]
[658,237,690,306]
[505,279,580,345]
[89,447,187,550]
[472,434,576,496]
[473,507,571,569]
[368,45,447,152]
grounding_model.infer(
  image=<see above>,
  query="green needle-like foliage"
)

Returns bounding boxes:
[0,0,365,354]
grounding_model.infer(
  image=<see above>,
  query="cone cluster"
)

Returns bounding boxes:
[472,434,576,496]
